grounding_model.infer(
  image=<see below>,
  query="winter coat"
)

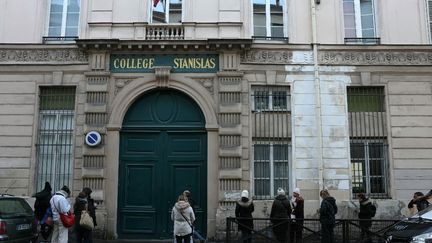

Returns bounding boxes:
[87,196,97,226]
[171,201,195,236]
[270,195,291,224]
[319,197,337,225]
[34,188,52,221]
[50,190,71,222]
[358,199,374,228]
[73,196,88,228]
[292,196,305,221]
[235,198,254,232]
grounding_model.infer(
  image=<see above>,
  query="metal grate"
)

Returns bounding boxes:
[251,86,291,199]
[347,87,389,199]
[36,87,76,192]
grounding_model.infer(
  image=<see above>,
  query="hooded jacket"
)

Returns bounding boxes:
[171,200,195,236]
[235,197,254,231]
[49,190,71,222]
[319,197,337,225]
[34,182,52,221]
[358,198,375,228]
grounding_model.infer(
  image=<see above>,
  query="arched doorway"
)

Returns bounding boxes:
[117,89,207,239]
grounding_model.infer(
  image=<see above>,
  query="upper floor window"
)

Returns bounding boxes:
[47,0,80,39]
[428,0,432,42]
[152,0,182,23]
[343,0,379,44]
[252,0,287,40]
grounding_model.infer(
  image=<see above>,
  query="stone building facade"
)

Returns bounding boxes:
[1,0,432,240]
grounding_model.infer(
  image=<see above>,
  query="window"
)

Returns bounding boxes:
[47,0,80,40]
[252,0,286,39]
[343,0,378,44]
[152,0,182,23]
[252,86,291,199]
[36,87,76,192]
[347,87,389,198]
[252,86,290,111]
[254,143,291,198]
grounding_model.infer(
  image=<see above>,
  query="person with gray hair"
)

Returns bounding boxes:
[270,188,291,243]
[235,190,254,243]
[290,188,304,243]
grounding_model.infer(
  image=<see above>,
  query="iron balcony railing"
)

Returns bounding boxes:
[226,217,399,243]
[42,36,78,43]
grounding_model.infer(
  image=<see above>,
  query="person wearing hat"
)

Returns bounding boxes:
[290,188,304,243]
[235,190,254,243]
[270,188,291,243]
[50,185,72,243]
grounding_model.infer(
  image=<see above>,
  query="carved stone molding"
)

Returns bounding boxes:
[154,66,171,87]
[114,79,133,95]
[0,48,88,64]
[319,51,432,65]
[241,50,313,64]
[191,77,214,94]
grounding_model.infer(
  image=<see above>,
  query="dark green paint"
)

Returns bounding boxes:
[118,89,207,239]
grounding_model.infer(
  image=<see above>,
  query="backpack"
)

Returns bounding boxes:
[369,204,377,218]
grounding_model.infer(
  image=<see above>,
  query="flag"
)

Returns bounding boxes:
[153,0,161,7]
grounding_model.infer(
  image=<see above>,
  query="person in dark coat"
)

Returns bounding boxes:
[270,188,291,243]
[34,181,53,221]
[290,188,304,243]
[82,187,97,228]
[74,192,92,243]
[357,193,375,243]
[235,190,254,243]
[408,192,430,213]
[319,189,337,243]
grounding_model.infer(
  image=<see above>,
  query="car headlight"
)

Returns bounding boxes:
[411,232,432,243]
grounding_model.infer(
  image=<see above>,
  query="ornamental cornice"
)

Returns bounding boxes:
[0,48,88,64]
[241,49,313,64]
[319,50,432,66]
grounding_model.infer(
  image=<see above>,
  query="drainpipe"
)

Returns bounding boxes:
[310,0,324,197]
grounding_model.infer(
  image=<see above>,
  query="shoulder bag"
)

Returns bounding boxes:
[54,195,75,228]
[80,204,95,230]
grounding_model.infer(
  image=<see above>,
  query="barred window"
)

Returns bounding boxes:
[252,86,291,199]
[36,87,76,192]
[348,87,389,198]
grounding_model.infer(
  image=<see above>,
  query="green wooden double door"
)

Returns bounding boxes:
[118,89,207,239]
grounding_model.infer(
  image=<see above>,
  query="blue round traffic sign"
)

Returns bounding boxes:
[85,131,102,147]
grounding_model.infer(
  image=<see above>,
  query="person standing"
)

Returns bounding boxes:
[74,192,92,243]
[357,193,375,243]
[50,185,72,243]
[82,187,97,241]
[408,192,430,213]
[290,188,304,243]
[235,190,254,243]
[270,188,291,243]
[319,189,337,243]
[172,194,195,243]
[34,181,53,222]
[183,190,206,243]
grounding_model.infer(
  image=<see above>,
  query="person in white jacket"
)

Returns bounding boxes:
[171,194,195,243]
[50,185,71,243]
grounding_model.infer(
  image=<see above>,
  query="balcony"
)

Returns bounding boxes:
[145,24,184,40]
[344,37,381,45]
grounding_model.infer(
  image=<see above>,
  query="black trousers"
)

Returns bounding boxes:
[320,223,335,243]
[75,225,93,243]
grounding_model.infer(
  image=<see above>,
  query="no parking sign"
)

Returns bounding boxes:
[85,131,102,147]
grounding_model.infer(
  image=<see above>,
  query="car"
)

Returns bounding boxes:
[385,204,432,243]
[0,194,38,242]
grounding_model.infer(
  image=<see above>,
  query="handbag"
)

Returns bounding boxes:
[54,196,75,228]
[79,205,95,230]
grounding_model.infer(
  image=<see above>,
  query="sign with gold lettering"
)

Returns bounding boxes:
[110,54,219,73]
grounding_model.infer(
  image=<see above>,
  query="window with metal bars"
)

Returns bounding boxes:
[36,87,76,192]
[252,86,291,199]
[347,86,389,198]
